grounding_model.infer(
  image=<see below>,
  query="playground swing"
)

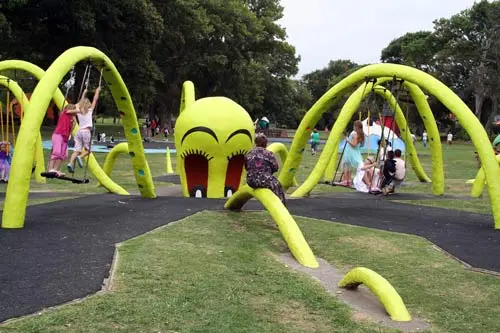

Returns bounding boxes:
[368,78,407,194]
[331,79,376,189]
[41,61,103,184]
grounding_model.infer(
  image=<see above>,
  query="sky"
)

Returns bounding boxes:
[278,0,481,77]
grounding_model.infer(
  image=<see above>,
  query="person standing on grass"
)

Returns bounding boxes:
[310,129,320,155]
[422,131,428,147]
[447,132,453,145]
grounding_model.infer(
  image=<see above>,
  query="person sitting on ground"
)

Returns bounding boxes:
[67,87,101,173]
[310,128,320,155]
[353,156,380,193]
[380,150,396,195]
[244,133,286,205]
[391,149,406,192]
[47,103,77,176]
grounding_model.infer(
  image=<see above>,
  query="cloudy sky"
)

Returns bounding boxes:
[278,0,481,77]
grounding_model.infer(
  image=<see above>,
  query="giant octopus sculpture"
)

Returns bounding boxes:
[174,81,255,198]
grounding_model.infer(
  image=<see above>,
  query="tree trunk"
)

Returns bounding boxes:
[474,92,485,121]
[485,97,498,135]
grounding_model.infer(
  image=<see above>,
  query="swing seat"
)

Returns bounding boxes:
[40,171,89,184]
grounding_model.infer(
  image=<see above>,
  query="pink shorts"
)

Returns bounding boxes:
[51,133,68,160]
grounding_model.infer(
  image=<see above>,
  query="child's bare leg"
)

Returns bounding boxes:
[79,149,90,159]
[48,159,56,171]
[54,159,63,171]
[69,150,80,166]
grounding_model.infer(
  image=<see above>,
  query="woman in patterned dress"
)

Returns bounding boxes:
[244,133,286,204]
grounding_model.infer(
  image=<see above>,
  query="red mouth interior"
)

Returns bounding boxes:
[185,154,209,197]
[224,154,245,197]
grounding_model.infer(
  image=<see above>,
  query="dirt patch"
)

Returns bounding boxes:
[277,253,431,333]
[340,236,402,254]
[230,221,247,232]
[250,296,330,332]
[276,300,331,332]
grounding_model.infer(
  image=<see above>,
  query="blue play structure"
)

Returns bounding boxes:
[42,140,175,154]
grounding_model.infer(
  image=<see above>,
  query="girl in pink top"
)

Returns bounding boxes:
[47,104,78,176]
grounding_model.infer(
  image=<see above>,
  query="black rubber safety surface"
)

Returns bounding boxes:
[0,195,224,323]
[0,193,498,323]
[153,174,181,184]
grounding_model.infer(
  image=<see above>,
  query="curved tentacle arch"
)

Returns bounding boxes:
[321,80,443,191]
[292,80,430,197]
[0,75,45,184]
[2,47,156,229]
[225,184,318,268]
[274,64,499,227]
[339,267,412,322]
[266,142,298,187]
[404,82,444,195]
[470,154,500,197]
[372,85,429,182]
[0,60,129,195]
[100,142,130,184]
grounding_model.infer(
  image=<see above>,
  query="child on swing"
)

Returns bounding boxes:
[47,104,77,176]
[67,86,101,173]
[339,120,365,186]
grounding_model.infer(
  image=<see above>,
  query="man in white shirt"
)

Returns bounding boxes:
[422,131,428,147]
[447,132,453,145]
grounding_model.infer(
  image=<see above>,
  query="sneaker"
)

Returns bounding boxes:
[382,187,390,196]
[76,156,83,168]
[67,164,75,174]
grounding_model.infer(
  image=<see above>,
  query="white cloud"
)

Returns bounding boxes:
[278,0,481,76]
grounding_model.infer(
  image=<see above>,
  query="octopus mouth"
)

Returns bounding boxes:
[183,150,211,198]
[224,151,246,197]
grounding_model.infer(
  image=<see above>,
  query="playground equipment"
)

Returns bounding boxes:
[0,59,130,194]
[165,147,174,174]
[327,81,430,188]
[339,267,412,322]
[225,185,318,268]
[226,64,500,231]
[2,47,156,229]
[174,81,255,198]
[0,76,45,183]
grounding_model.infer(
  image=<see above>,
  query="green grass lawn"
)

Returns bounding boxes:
[3,212,500,333]
[1,124,496,332]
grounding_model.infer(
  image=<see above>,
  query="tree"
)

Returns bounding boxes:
[380,31,438,72]
[0,0,164,114]
[151,0,299,126]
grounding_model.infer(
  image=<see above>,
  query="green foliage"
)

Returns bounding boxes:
[0,0,305,128]
[455,128,471,141]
